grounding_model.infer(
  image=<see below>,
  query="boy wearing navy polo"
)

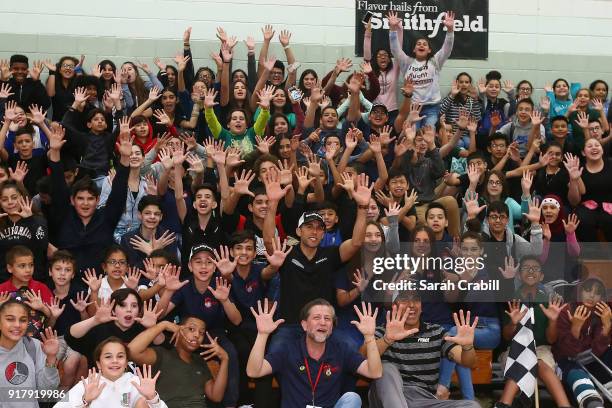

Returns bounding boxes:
[247,298,383,408]
[217,230,271,406]
[156,243,242,408]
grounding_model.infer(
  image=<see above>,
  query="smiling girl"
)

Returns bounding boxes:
[0,300,60,408]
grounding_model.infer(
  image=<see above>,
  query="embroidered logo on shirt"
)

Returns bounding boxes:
[203,297,218,308]
[315,258,328,265]
[291,259,304,269]
[417,338,430,343]
[5,361,28,385]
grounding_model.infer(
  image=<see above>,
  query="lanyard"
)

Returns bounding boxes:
[304,357,324,406]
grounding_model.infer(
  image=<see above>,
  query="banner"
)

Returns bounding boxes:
[355,0,489,60]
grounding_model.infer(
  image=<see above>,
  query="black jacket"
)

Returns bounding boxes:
[1,78,50,110]
[47,159,129,278]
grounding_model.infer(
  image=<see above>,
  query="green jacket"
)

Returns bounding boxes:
[205,107,269,155]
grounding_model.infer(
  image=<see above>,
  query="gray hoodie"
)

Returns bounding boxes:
[0,337,60,408]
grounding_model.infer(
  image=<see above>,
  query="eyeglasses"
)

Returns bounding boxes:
[520,266,541,273]
[519,87,532,92]
[488,180,502,186]
[106,259,128,266]
[61,64,75,69]
[490,143,506,149]
[488,214,508,222]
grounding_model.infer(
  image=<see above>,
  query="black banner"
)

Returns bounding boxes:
[355,0,489,60]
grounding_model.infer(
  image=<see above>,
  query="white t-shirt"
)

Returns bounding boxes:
[54,372,167,408]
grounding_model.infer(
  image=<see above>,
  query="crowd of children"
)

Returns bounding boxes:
[0,11,611,408]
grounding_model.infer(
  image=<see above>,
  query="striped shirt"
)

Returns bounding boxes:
[375,322,454,391]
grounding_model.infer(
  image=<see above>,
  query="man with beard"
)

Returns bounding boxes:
[247,299,382,408]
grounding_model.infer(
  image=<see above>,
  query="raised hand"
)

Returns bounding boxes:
[407,102,425,124]
[213,246,238,278]
[153,57,166,71]
[335,58,353,74]
[40,327,60,358]
[295,166,314,192]
[174,54,191,72]
[163,266,189,292]
[48,296,66,319]
[131,365,161,401]
[443,10,456,31]
[539,296,567,322]
[502,79,514,94]
[351,269,370,293]
[94,298,117,324]
[244,36,255,53]
[82,269,102,293]
[360,61,373,75]
[368,134,382,154]
[279,29,292,47]
[148,86,162,102]
[226,146,244,168]
[69,292,92,313]
[563,153,583,181]
[386,11,402,31]
[530,110,544,127]
[122,267,142,290]
[144,173,158,196]
[384,304,419,342]
[466,163,482,185]
[73,86,88,106]
[29,60,44,81]
[498,256,519,279]
[574,111,589,129]
[0,292,11,306]
[257,84,275,110]
[462,190,486,220]
[81,368,106,404]
[200,332,229,361]
[0,82,14,99]
[353,173,374,206]
[505,300,528,325]
[208,277,231,302]
[351,302,378,336]
[264,236,292,269]
[251,299,284,334]
[135,299,163,328]
[232,169,256,197]
[384,201,401,218]
[185,152,204,174]
[522,198,543,224]
[153,109,172,126]
[402,189,419,212]
[158,148,174,170]
[594,301,612,327]
[255,134,276,154]
[445,309,478,346]
[23,290,45,312]
[521,170,533,196]
[568,305,591,328]
[262,166,291,202]
[261,24,275,42]
[562,213,580,234]
[8,161,29,184]
[278,159,294,186]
